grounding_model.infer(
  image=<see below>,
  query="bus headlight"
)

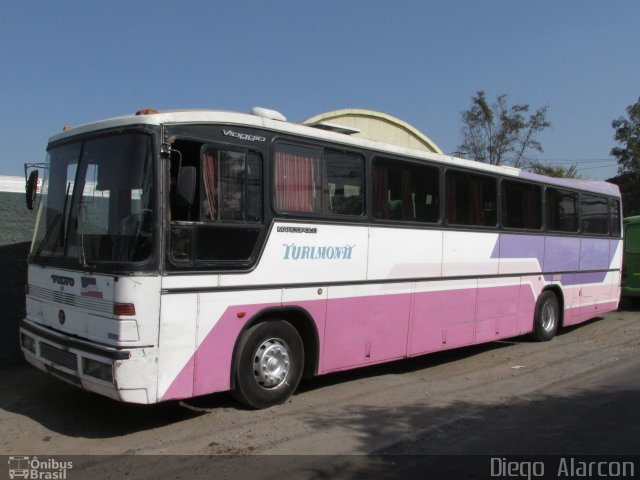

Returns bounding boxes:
[82,358,113,383]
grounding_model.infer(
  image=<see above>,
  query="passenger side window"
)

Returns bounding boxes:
[501,180,542,230]
[273,143,364,216]
[580,194,608,234]
[445,170,496,227]
[372,158,440,223]
[546,188,578,232]
[325,151,364,216]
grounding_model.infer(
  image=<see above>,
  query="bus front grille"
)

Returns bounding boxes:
[29,285,113,315]
[40,342,78,372]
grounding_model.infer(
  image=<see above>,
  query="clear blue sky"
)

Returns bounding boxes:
[1,0,638,180]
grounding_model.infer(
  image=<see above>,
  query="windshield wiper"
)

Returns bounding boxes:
[33,182,71,264]
[76,201,94,269]
[32,212,62,264]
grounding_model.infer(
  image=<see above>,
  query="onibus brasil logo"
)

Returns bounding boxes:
[8,456,73,479]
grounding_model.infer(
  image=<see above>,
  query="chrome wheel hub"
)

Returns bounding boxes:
[541,302,556,332]
[253,338,290,389]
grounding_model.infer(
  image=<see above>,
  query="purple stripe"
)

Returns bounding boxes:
[544,236,581,271]
[544,271,608,286]
[492,234,545,267]
[492,234,616,273]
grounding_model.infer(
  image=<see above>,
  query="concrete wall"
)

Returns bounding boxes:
[0,190,37,368]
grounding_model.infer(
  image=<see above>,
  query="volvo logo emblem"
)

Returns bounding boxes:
[51,275,74,287]
[58,310,66,325]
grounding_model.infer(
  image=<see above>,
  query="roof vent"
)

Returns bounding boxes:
[306,121,361,135]
[250,107,287,122]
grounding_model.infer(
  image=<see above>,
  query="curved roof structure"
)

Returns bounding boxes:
[302,108,443,154]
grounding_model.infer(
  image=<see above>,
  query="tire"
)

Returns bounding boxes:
[232,320,304,409]
[531,290,560,342]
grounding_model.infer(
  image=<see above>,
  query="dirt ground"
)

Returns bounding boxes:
[1,303,639,479]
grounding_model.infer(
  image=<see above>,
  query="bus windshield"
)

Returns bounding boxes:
[31,132,155,268]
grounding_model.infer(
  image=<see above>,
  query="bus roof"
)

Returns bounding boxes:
[48,108,620,198]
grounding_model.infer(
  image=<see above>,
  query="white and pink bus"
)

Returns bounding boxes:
[20,107,622,408]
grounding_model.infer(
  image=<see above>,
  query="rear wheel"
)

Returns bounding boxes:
[232,320,304,409]
[532,290,560,342]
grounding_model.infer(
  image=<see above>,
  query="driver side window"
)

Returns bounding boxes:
[168,140,264,268]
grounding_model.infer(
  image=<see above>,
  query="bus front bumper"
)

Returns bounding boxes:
[19,319,157,404]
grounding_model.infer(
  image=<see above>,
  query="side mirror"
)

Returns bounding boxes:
[26,170,39,210]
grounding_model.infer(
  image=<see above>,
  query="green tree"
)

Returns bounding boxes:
[611,98,640,215]
[528,161,579,178]
[457,91,551,168]
[611,98,640,175]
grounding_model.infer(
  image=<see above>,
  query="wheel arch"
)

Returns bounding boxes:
[229,306,320,390]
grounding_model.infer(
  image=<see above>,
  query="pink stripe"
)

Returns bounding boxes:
[162,303,279,400]
[161,284,619,401]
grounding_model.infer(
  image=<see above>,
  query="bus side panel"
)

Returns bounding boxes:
[158,293,198,401]
[496,234,544,275]
[580,238,611,271]
[367,227,442,280]
[442,231,499,277]
[282,288,328,372]
[409,279,477,355]
[322,284,412,372]
[475,278,521,343]
[576,238,611,316]
[518,276,542,334]
[192,290,282,397]
[159,291,282,400]
[610,238,623,300]
[219,223,369,287]
[543,236,580,272]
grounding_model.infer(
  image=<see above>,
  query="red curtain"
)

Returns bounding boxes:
[275,150,321,212]
[202,152,216,220]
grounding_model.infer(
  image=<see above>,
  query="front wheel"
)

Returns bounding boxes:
[232,320,304,409]
[532,290,560,342]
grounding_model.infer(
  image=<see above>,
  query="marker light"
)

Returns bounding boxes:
[135,108,158,115]
[21,333,35,353]
[83,358,113,382]
[113,303,136,316]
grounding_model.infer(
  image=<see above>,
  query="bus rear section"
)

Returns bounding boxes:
[622,215,640,297]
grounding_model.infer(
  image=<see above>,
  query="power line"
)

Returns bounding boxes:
[576,164,619,172]
[538,158,617,165]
